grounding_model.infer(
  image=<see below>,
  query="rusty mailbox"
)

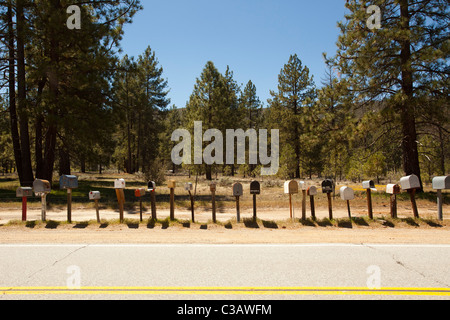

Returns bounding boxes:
[386,184,401,195]
[33,179,51,222]
[386,184,401,219]
[284,180,298,195]
[307,186,318,220]
[233,183,243,197]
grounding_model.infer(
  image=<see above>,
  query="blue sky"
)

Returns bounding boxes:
[120,0,348,109]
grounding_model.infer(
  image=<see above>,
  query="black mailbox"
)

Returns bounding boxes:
[322,179,334,194]
[250,181,261,195]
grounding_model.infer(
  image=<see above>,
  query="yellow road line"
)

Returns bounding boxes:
[1,287,449,297]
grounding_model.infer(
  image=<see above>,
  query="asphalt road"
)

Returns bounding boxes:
[0,244,449,300]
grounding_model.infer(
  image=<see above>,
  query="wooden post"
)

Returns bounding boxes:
[409,189,419,219]
[150,190,157,221]
[139,197,143,222]
[366,189,373,220]
[41,194,47,222]
[437,190,443,221]
[390,194,397,219]
[289,194,293,220]
[211,190,216,223]
[67,189,72,223]
[169,187,175,221]
[188,191,195,223]
[302,190,307,221]
[22,197,27,222]
[116,189,125,223]
[310,195,316,221]
[327,193,333,220]
[95,199,100,223]
[235,196,241,223]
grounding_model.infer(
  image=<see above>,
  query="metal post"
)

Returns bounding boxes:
[302,190,307,221]
[289,194,293,220]
[437,190,443,221]
[310,195,316,221]
[188,190,195,223]
[327,193,333,220]
[67,189,72,223]
[253,194,257,222]
[347,200,352,219]
[211,190,216,223]
[139,198,143,222]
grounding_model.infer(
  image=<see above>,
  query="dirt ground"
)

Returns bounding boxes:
[1,205,449,245]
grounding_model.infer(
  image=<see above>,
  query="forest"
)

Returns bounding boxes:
[0,0,448,189]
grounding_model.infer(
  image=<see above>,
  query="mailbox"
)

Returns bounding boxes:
[89,191,101,200]
[16,187,33,198]
[299,181,307,191]
[233,183,243,197]
[307,186,318,196]
[362,180,377,191]
[340,186,355,201]
[250,181,261,195]
[135,188,146,197]
[322,180,334,193]
[147,181,156,192]
[210,183,217,192]
[386,184,401,195]
[284,180,298,194]
[400,174,421,190]
[33,179,51,194]
[59,175,78,190]
[114,179,126,189]
[168,180,176,189]
[432,176,450,190]
[185,183,193,191]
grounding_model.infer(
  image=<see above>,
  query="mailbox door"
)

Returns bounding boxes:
[233,183,243,197]
[362,180,375,190]
[322,180,333,193]
[340,187,355,201]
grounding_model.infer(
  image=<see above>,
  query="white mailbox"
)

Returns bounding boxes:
[362,180,377,191]
[16,187,33,198]
[114,179,126,189]
[386,184,401,195]
[147,181,156,192]
[233,183,243,197]
[89,191,101,200]
[340,186,355,201]
[185,183,193,191]
[307,186,318,196]
[284,180,298,195]
[433,176,450,190]
[400,175,421,190]
[33,179,51,194]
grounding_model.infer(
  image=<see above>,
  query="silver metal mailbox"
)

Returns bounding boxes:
[340,186,355,201]
[284,180,298,195]
[33,179,51,194]
[307,186,318,196]
[233,183,243,197]
[16,187,33,198]
[250,181,261,195]
[400,174,421,190]
[89,191,101,200]
[432,176,450,190]
[185,183,193,191]
[114,179,126,189]
[362,180,377,191]
[322,180,334,193]
[386,184,401,195]
[59,175,78,190]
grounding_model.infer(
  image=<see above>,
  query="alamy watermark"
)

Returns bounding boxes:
[367,5,382,30]
[171,121,280,176]
[66,5,81,30]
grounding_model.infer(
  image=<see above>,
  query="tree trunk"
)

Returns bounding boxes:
[16,0,34,186]
[399,0,422,191]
